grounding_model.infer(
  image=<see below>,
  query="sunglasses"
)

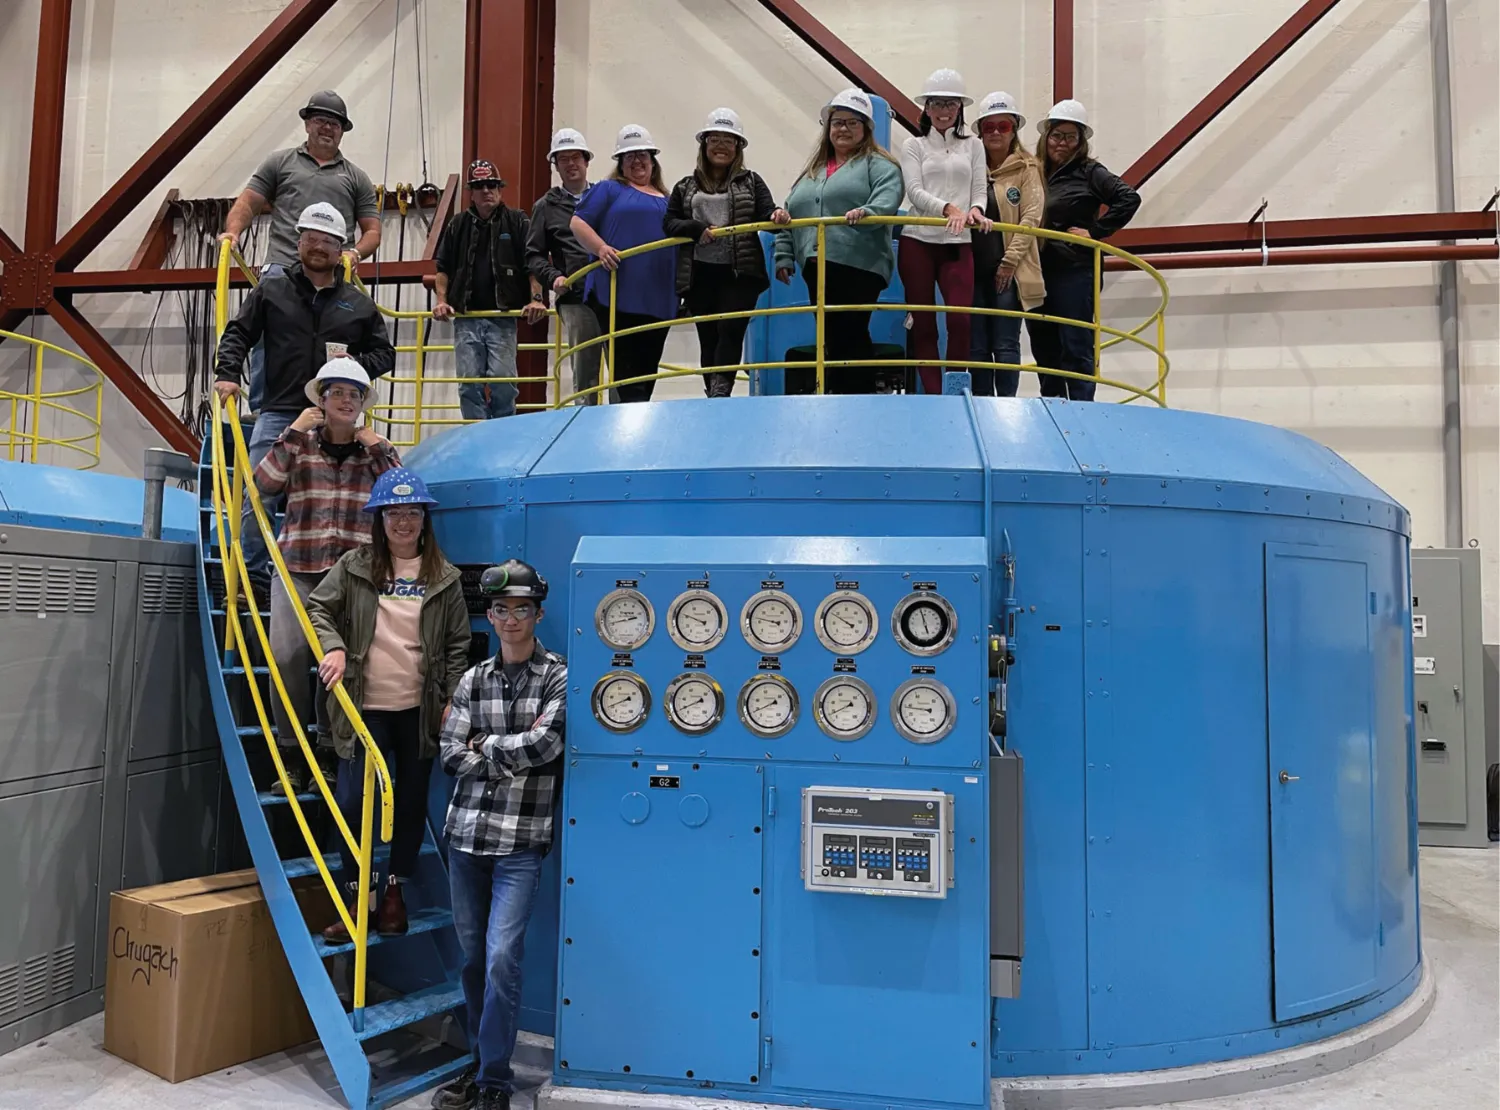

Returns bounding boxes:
[980,119,1015,135]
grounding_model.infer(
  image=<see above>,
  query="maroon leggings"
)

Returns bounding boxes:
[898,238,975,394]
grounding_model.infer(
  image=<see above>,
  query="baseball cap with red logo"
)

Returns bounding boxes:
[467,159,505,188]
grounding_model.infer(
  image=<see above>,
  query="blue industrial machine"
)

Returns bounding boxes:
[403,394,1421,1107]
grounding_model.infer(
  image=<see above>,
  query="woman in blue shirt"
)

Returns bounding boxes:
[569,125,677,402]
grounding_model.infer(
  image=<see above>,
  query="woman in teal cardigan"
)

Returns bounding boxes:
[773,87,904,394]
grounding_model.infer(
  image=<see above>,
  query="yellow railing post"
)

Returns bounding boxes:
[29,344,44,462]
[412,315,428,444]
[607,272,617,404]
[1157,311,1168,407]
[552,305,564,407]
[815,224,827,395]
[1093,245,1103,390]
[353,753,376,1027]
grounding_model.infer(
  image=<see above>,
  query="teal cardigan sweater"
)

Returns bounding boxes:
[773,153,904,284]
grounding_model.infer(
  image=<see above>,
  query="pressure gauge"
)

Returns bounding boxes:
[591,671,651,734]
[812,676,877,741]
[740,590,803,654]
[891,592,958,656]
[891,678,957,744]
[664,673,725,734]
[737,673,799,738]
[667,589,728,652]
[813,590,879,655]
[595,588,655,651]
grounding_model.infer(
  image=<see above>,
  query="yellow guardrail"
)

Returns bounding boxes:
[212,240,396,1030]
[0,329,104,469]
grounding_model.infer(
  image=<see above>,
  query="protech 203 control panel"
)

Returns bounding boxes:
[802,786,954,898]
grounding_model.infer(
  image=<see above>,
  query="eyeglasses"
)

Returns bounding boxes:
[926,98,962,112]
[827,117,864,132]
[382,507,424,521]
[704,134,739,146]
[322,386,365,402]
[1047,129,1082,145]
[980,119,1015,135]
[489,603,536,621]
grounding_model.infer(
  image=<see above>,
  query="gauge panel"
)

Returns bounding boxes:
[812,675,878,741]
[664,673,725,734]
[740,589,803,654]
[737,673,800,738]
[891,678,957,744]
[813,590,879,655]
[667,589,729,652]
[595,588,655,651]
[590,671,651,734]
[891,591,958,657]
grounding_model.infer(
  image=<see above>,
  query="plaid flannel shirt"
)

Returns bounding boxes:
[252,428,400,574]
[440,640,568,857]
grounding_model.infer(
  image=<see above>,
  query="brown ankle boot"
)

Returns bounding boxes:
[376,877,408,936]
[320,882,368,944]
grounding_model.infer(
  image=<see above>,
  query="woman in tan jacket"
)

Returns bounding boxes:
[967,91,1045,396]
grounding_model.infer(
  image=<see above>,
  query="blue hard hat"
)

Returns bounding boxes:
[364,468,439,513]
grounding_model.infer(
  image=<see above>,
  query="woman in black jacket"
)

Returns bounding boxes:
[664,108,789,398]
[1026,100,1140,401]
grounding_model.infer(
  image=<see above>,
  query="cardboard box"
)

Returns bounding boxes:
[104,869,319,1082]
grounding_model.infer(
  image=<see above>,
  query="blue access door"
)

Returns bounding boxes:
[1264,543,1379,1021]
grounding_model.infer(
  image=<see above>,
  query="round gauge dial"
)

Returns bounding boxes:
[590,671,651,733]
[891,678,957,744]
[664,673,725,734]
[737,674,799,738]
[891,592,958,656]
[740,590,803,654]
[594,588,655,651]
[667,589,728,652]
[813,676,877,741]
[813,590,879,655]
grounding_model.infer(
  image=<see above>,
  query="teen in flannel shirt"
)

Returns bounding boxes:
[434,559,565,1110]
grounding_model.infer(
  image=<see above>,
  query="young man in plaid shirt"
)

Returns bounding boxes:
[433,559,566,1110]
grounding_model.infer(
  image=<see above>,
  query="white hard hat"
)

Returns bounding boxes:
[612,124,660,157]
[548,127,593,160]
[696,107,748,146]
[916,68,972,106]
[295,201,347,242]
[974,90,1026,130]
[1038,99,1092,139]
[304,356,371,405]
[820,87,876,125]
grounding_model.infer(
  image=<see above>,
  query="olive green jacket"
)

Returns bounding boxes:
[307,545,472,759]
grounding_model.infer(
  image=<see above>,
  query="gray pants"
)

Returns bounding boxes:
[558,301,615,405]
[270,570,331,751]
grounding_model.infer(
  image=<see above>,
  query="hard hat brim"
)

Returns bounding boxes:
[974,107,1026,129]
[1038,117,1093,139]
[364,494,437,513]
[695,128,748,147]
[613,145,660,157]
[304,377,370,406]
[917,93,974,106]
[299,106,354,131]
[549,146,594,160]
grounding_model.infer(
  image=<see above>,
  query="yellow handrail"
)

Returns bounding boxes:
[212,240,397,1027]
[0,328,104,469]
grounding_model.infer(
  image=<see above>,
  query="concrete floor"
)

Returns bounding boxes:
[0,846,1492,1110]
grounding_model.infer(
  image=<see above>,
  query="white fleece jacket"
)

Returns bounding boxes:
[899,128,987,244]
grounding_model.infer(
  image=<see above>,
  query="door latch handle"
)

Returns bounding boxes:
[1278,770,1300,785]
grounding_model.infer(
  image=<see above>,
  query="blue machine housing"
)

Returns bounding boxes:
[405,395,1420,1096]
[0,458,197,542]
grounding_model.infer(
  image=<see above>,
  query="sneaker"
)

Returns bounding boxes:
[431,1064,479,1110]
[277,760,307,796]
[477,1089,509,1110]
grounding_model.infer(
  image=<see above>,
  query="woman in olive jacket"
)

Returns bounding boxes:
[663,108,789,398]
[306,467,471,941]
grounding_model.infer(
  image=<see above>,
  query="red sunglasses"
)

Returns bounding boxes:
[980,118,1015,135]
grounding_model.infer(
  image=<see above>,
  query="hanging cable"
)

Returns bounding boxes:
[412,0,431,187]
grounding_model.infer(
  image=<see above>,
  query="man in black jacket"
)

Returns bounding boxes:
[433,159,547,421]
[213,201,395,589]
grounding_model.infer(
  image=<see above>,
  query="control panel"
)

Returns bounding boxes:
[802,786,954,898]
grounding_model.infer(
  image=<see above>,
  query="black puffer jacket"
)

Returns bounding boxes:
[1039,157,1141,270]
[663,168,778,296]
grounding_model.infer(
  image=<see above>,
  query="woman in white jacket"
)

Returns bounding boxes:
[898,68,989,395]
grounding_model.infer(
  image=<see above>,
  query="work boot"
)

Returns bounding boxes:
[276,758,307,796]
[431,1063,478,1109]
[477,1089,509,1110]
[320,881,373,944]
[376,876,409,936]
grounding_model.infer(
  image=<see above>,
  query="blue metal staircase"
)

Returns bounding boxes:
[194,415,472,1109]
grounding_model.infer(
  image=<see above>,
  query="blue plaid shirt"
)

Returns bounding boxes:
[439,640,567,856]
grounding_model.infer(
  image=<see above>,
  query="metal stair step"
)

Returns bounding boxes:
[223,665,270,677]
[311,906,453,958]
[370,1055,475,1110]
[256,789,321,806]
[281,841,438,880]
[211,607,272,618]
[355,980,466,1042]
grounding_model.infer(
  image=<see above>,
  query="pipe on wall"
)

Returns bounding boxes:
[1106,242,1498,271]
[1430,0,1464,548]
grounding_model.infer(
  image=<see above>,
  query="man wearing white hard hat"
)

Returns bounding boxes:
[664,108,790,398]
[898,67,990,395]
[214,202,395,594]
[568,125,678,402]
[526,129,612,404]
[1027,99,1140,401]
[251,357,400,792]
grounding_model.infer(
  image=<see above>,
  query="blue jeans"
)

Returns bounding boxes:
[246,263,286,413]
[455,316,519,420]
[333,707,431,881]
[970,279,1023,397]
[448,847,543,1092]
[1025,260,1099,401]
[240,409,294,587]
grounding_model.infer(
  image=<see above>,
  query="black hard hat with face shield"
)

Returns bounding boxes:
[479,559,549,603]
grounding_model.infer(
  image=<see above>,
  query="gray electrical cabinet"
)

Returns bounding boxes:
[0,522,224,1055]
[1412,547,1489,848]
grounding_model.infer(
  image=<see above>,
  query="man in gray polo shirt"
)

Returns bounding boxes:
[219,90,382,409]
